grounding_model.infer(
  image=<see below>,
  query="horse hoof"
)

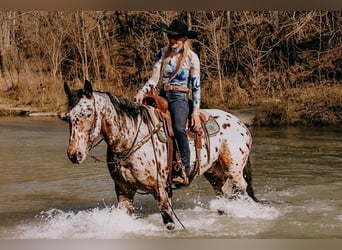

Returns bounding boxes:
[166,222,175,230]
[217,209,226,215]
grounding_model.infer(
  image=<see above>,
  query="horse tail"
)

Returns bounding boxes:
[243,156,259,202]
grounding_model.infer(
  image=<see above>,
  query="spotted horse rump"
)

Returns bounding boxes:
[63,80,258,230]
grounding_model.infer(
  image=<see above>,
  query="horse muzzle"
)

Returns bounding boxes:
[67,150,85,164]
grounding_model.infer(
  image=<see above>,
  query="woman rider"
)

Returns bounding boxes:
[134,19,201,177]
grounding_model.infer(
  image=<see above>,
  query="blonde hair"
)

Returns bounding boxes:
[159,39,191,84]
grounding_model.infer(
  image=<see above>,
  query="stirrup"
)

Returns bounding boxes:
[172,162,189,186]
[172,175,189,186]
[172,157,189,186]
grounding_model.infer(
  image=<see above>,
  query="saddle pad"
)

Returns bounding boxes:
[204,115,220,136]
[157,129,168,143]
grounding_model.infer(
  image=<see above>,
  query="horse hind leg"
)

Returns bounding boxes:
[227,155,260,202]
[203,162,246,216]
[203,160,231,215]
[243,156,258,202]
[219,143,253,200]
[227,162,248,200]
[203,160,230,198]
[205,143,250,200]
[204,147,258,215]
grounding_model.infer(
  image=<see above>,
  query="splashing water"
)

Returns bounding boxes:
[14,197,281,239]
[209,196,281,220]
[17,205,160,239]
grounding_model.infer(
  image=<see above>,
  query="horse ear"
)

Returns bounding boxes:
[64,82,71,96]
[84,80,93,98]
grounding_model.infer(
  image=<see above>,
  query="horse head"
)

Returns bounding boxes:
[64,80,100,164]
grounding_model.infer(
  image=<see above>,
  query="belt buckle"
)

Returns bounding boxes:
[166,84,174,91]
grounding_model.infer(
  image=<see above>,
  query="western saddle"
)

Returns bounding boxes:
[142,88,207,196]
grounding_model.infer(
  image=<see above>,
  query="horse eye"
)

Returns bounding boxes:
[86,114,91,119]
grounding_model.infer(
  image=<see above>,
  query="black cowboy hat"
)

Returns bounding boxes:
[160,19,197,39]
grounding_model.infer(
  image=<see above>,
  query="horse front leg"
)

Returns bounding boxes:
[154,185,175,230]
[114,182,135,215]
[107,164,136,215]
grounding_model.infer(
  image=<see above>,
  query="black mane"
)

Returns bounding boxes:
[66,88,144,122]
[104,92,144,121]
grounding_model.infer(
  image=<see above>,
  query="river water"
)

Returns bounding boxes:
[0,117,341,239]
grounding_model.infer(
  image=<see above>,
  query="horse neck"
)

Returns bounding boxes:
[93,92,113,127]
[94,92,145,153]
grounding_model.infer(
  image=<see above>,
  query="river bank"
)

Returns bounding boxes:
[0,83,341,127]
[0,103,256,126]
[0,104,61,117]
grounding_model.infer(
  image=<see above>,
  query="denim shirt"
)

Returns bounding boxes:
[139,47,201,114]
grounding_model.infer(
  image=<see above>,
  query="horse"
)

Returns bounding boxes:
[63,80,257,230]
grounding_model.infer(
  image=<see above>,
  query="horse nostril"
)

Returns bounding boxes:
[68,151,82,164]
[76,151,83,162]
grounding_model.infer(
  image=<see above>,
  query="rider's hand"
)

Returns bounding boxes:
[192,113,202,133]
[134,92,144,103]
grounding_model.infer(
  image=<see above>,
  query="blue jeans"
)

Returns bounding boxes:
[166,91,190,174]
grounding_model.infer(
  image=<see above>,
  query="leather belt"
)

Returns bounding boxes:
[164,84,189,93]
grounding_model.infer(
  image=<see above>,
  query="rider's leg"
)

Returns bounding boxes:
[167,92,190,175]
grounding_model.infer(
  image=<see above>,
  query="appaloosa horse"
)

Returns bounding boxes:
[63,80,257,230]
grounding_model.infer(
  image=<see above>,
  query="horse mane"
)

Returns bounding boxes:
[103,91,144,121]
[66,88,144,122]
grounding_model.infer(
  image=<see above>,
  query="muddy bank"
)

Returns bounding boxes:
[0,104,61,118]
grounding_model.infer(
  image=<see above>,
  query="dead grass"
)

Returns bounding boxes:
[0,73,341,126]
[253,84,342,126]
[0,73,130,113]
[0,73,66,112]
[199,78,252,110]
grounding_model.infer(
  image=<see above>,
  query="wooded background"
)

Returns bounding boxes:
[0,11,341,125]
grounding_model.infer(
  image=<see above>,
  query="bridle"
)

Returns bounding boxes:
[89,105,162,168]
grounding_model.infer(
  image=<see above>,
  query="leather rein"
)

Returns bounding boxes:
[89,106,161,167]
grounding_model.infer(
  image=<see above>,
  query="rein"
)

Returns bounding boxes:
[89,107,160,165]
[86,98,186,229]
[146,112,186,230]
